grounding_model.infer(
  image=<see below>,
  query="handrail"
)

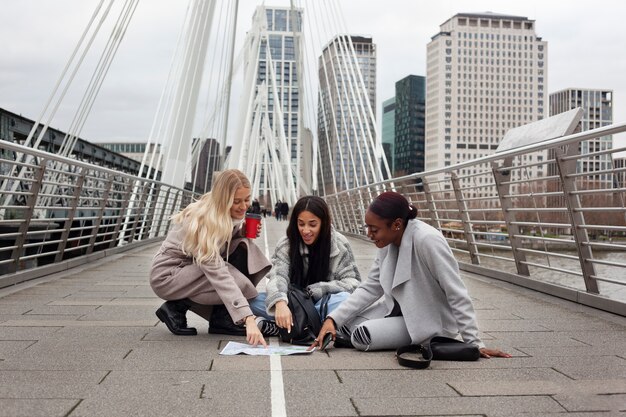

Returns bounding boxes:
[0,138,197,282]
[324,121,626,315]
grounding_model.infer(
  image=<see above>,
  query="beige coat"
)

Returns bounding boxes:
[150,223,271,324]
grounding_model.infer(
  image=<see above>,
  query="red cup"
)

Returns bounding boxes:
[245,213,262,238]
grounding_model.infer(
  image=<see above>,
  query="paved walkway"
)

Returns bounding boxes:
[0,217,624,416]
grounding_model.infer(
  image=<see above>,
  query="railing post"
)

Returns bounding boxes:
[154,186,171,237]
[10,159,47,273]
[554,146,599,294]
[354,188,367,234]
[329,195,344,233]
[109,178,134,248]
[421,178,441,229]
[450,172,480,265]
[165,189,182,232]
[126,182,150,243]
[491,158,530,276]
[86,173,114,254]
[140,183,160,240]
[54,167,87,263]
[338,194,349,233]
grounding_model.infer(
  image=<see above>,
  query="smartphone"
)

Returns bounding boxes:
[321,332,333,350]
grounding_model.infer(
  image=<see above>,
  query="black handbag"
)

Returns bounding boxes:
[279,285,330,345]
[430,336,480,361]
[396,336,480,369]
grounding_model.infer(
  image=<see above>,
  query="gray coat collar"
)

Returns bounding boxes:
[379,220,418,290]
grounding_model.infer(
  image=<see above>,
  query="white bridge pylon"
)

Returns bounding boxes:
[224,2,389,206]
[6,0,390,213]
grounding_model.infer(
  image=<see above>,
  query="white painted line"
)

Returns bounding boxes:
[270,339,287,417]
[264,220,287,417]
[263,223,270,259]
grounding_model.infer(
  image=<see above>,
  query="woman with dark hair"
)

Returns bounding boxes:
[310,191,510,358]
[249,196,361,334]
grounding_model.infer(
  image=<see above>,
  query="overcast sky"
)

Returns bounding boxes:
[1,0,625,149]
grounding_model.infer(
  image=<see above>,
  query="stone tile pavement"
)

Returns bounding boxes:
[0,217,624,416]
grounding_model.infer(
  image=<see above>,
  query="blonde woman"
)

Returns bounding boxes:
[149,169,272,347]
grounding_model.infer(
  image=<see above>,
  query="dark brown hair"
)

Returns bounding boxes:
[286,196,332,288]
[368,191,418,226]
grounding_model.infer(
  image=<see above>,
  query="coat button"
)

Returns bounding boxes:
[233,301,239,306]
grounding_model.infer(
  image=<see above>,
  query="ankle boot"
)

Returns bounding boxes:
[155,300,197,336]
[208,304,245,336]
[186,300,213,321]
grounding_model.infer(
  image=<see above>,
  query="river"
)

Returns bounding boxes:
[454,249,626,303]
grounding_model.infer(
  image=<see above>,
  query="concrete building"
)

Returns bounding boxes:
[549,88,613,184]
[99,142,160,165]
[317,35,377,195]
[394,75,426,177]
[381,97,396,177]
[426,12,547,189]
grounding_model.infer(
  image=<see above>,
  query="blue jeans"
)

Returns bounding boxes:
[249,291,350,321]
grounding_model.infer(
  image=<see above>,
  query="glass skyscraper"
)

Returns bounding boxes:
[394,75,425,177]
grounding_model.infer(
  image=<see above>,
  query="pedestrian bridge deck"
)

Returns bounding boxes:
[0,218,624,416]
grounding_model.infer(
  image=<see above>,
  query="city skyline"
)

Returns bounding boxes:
[1,0,625,152]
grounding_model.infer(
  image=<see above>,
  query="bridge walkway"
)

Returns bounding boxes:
[0,217,624,416]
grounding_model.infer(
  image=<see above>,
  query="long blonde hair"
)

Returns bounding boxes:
[172,169,250,264]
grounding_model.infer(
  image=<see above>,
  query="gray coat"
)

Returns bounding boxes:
[330,219,484,347]
[265,229,361,314]
[150,223,271,324]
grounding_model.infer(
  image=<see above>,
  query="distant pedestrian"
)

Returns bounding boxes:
[280,201,289,221]
[250,199,261,215]
[275,201,281,221]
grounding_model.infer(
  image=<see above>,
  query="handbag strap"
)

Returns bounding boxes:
[396,344,433,369]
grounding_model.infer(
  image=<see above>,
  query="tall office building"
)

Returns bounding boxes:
[244,6,309,202]
[614,157,626,189]
[190,138,221,194]
[549,88,613,183]
[426,13,547,186]
[394,75,426,176]
[317,35,377,195]
[381,97,396,176]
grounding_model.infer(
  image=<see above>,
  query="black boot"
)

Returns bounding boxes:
[333,331,354,349]
[208,304,246,336]
[155,300,197,336]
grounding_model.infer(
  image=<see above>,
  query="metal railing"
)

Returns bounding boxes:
[325,122,626,315]
[0,140,196,286]
[2,123,625,315]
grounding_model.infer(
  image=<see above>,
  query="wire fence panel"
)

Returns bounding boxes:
[325,122,626,306]
[0,140,196,278]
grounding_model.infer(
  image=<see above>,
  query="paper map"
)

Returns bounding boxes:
[219,341,315,356]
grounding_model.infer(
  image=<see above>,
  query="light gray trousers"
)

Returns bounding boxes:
[340,299,412,351]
